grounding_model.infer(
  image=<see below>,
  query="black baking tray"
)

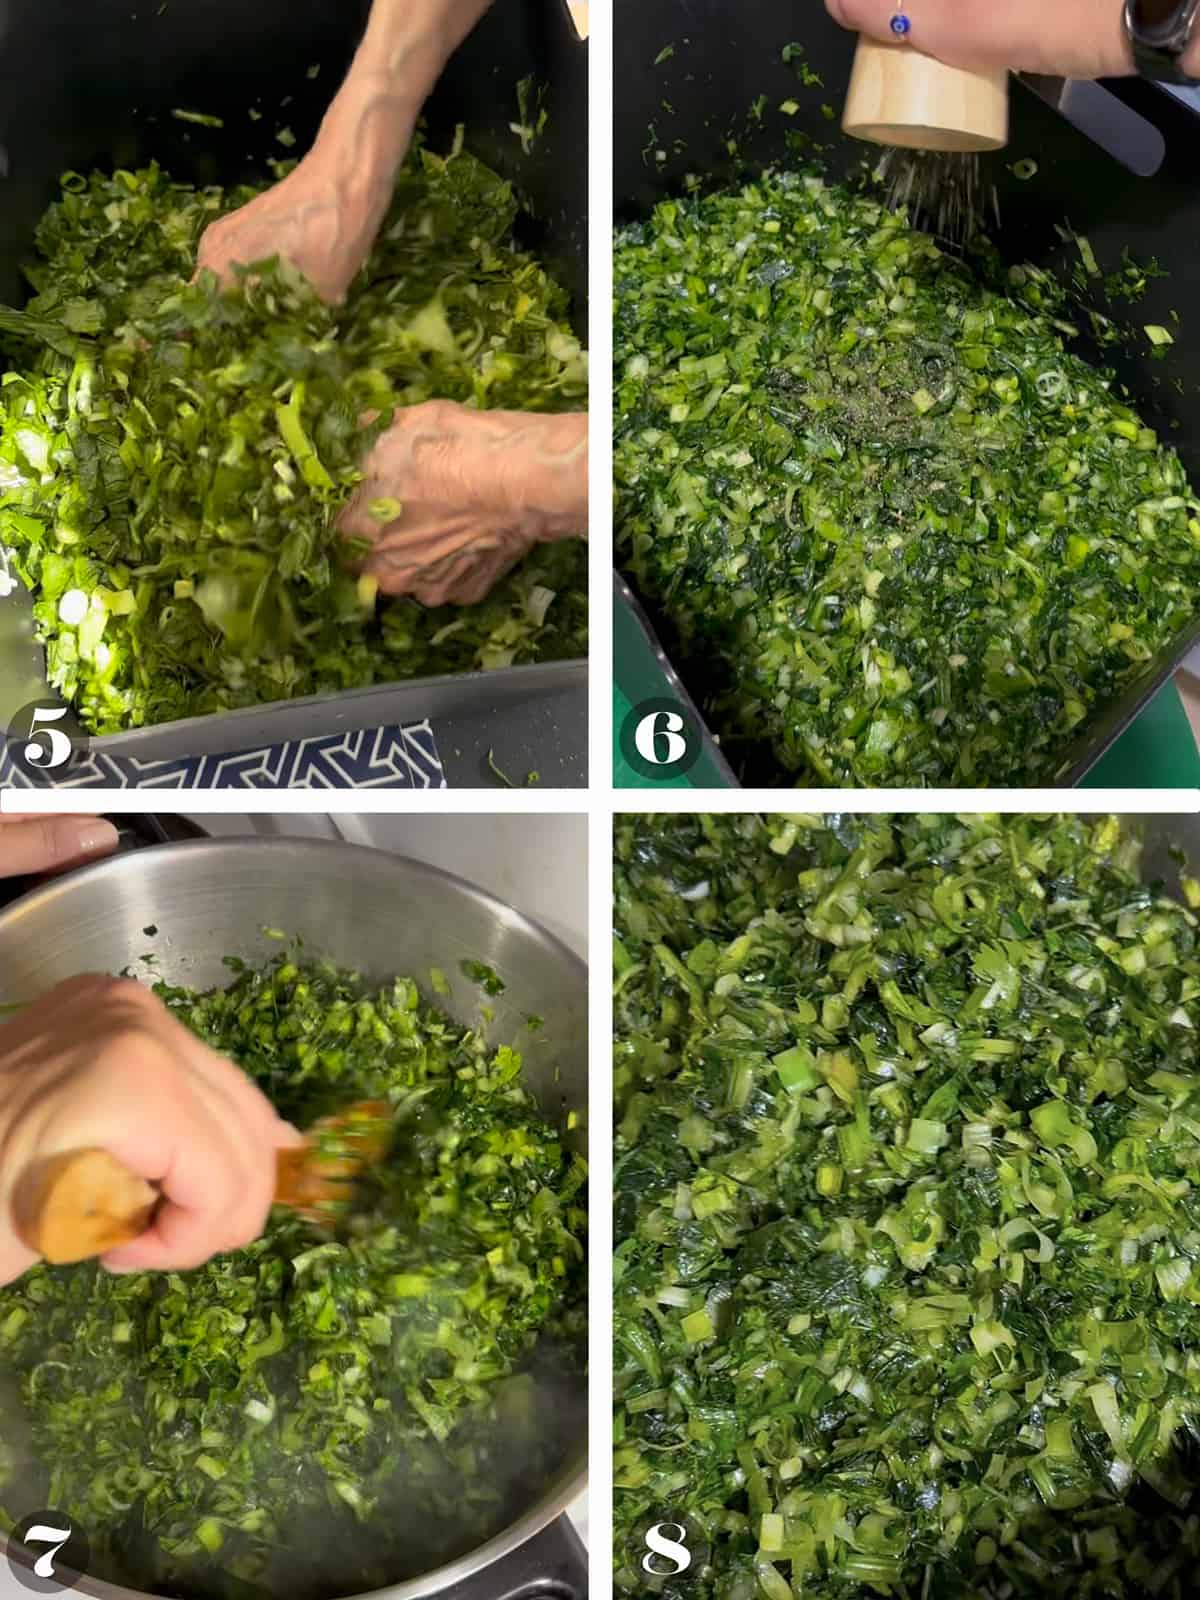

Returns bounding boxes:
[0,0,587,776]
[613,0,1200,787]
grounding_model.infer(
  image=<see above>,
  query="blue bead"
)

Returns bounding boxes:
[891,14,912,35]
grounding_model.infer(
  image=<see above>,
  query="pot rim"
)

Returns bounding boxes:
[1,1465,588,1600]
[0,835,589,1600]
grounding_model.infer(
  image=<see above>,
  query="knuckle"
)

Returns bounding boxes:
[169,1245,218,1272]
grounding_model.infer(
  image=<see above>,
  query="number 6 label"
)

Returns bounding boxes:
[619,697,703,782]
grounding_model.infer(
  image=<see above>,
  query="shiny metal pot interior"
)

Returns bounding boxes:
[0,837,588,1600]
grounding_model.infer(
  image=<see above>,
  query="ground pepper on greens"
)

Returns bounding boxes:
[0,954,587,1598]
[0,143,587,735]
[614,169,1200,786]
[614,813,1200,1598]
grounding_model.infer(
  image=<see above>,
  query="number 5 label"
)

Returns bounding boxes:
[3,700,89,782]
[23,707,72,769]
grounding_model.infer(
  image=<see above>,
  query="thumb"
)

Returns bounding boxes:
[827,0,1008,67]
[826,0,1132,78]
[0,816,120,879]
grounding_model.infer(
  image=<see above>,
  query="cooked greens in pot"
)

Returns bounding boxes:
[614,813,1200,1597]
[614,170,1200,786]
[0,954,587,1598]
[0,145,587,735]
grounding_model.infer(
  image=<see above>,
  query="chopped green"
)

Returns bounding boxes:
[0,147,586,734]
[1076,234,1101,278]
[614,169,1200,785]
[0,952,586,1595]
[614,813,1200,1597]
[487,748,516,787]
[782,42,823,88]
[510,77,549,156]
[460,959,505,996]
[654,45,675,66]
[1012,158,1039,180]
[1146,324,1175,347]
[170,109,224,128]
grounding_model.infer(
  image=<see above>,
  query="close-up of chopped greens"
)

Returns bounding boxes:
[614,170,1200,786]
[614,813,1200,1597]
[0,145,587,734]
[0,954,587,1598]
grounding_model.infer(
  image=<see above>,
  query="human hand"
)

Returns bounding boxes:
[0,975,302,1285]
[825,0,1136,81]
[0,814,119,879]
[339,401,588,606]
[194,151,390,305]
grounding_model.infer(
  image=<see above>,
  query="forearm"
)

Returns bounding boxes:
[312,0,492,200]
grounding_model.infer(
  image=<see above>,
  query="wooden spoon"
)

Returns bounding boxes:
[12,1099,393,1265]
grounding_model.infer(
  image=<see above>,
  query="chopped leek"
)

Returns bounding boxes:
[614,813,1200,1597]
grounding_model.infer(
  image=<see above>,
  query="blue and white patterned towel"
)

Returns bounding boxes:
[0,722,446,789]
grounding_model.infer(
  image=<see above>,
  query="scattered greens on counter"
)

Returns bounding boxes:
[614,170,1200,786]
[0,144,587,735]
[614,813,1200,1597]
[0,954,587,1598]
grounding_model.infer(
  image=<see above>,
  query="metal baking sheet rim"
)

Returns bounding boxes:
[31,658,588,764]
[616,575,1200,790]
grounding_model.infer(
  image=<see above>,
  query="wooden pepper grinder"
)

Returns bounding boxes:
[842,32,1009,153]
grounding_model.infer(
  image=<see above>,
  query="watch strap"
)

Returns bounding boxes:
[1124,0,1200,83]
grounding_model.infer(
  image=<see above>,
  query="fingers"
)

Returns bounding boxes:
[0,978,289,1277]
[98,1023,287,1272]
[0,1236,39,1289]
[826,0,1132,78]
[0,816,119,878]
[395,547,524,607]
[193,175,363,305]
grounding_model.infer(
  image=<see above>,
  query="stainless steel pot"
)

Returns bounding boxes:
[0,837,589,1600]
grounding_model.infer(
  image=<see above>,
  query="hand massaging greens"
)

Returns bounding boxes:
[614,171,1200,786]
[0,955,587,1596]
[614,814,1200,1598]
[0,146,587,734]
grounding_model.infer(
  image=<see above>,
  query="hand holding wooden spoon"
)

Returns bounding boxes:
[0,975,304,1285]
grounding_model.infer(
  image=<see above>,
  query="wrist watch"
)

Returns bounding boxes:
[1124,0,1200,83]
